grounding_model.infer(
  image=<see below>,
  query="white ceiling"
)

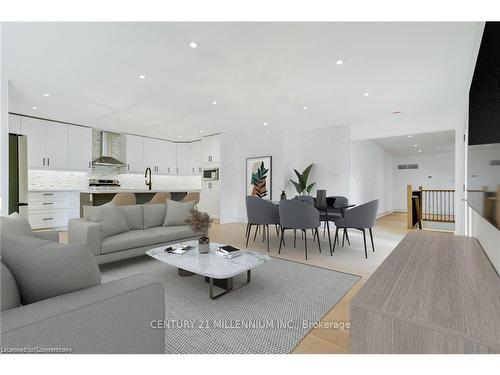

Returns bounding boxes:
[371,130,455,155]
[2,22,480,141]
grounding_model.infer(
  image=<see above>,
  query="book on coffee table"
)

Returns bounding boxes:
[217,245,242,258]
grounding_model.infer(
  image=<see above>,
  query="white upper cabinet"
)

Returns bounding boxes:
[21,117,47,169]
[165,141,177,175]
[21,117,68,170]
[143,137,167,174]
[45,122,68,169]
[201,135,221,164]
[9,114,21,134]
[123,134,144,173]
[68,125,92,171]
[190,141,202,175]
[176,143,191,175]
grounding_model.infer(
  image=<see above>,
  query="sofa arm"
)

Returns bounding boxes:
[1,274,165,354]
[34,230,59,242]
[68,218,102,255]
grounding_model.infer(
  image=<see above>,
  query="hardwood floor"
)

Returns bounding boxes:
[59,212,410,354]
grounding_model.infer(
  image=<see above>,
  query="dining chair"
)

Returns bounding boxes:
[332,199,379,258]
[325,196,350,246]
[110,193,136,206]
[278,199,321,260]
[315,190,332,251]
[245,196,280,252]
[146,192,171,204]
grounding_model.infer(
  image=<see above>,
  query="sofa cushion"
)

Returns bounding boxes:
[0,213,35,237]
[147,225,198,243]
[84,203,129,238]
[143,203,167,229]
[164,200,196,226]
[1,262,21,311]
[0,235,101,305]
[118,205,144,230]
[100,230,163,254]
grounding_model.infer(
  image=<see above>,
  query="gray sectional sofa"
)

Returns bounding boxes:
[69,200,203,264]
[0,214,165,353]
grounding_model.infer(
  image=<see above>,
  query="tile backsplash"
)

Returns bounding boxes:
[29,170,201,191]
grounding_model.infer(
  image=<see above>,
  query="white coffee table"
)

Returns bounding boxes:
[146,241,271,299]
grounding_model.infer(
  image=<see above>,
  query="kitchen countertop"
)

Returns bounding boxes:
[30,189,201,193]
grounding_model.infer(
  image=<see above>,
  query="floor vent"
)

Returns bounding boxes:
[408,164,419,169]
[397,164,408,170]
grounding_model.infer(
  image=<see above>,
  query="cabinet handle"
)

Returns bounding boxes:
[199,167,202,173]
[168,167,170,173]
[89,161,91,169]
[42,202,54,205]
[43,157,45,166]
[176,168,178,173]
[42,217,53,221]
[192,167,195,173]
[43,193,54,196]
[128,164,130,171]
[47,158,50,166]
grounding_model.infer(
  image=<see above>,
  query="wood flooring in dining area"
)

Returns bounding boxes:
[209,211,411,354]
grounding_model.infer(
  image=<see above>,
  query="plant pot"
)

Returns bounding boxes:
[198,235,210,254]
[280,191,287,200]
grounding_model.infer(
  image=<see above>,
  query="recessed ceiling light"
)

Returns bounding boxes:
[336,60,344,65]
[418,150,422,153]
[189,42,198,49]
[393,111,402,115]
[212,100,217,105]
[413,144,418,147]
[407,135,412,138]
[200,130,205,134]
[138,74,146,79]
[43,93,50,97]
[302,106,308,110]
[363,92,370,97]
[31,106,38,110]
[263,122,269,126]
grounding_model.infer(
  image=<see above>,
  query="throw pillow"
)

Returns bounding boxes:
[1,235,101,305]
[118,205,144,230]
[143,203,167,228]
[83,203,129,238]
[1,262,21,311]
[0,213,35,237]
[164,199,196,226]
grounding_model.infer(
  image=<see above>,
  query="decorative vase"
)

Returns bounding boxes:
[280,191,287,200]
[198,235,210,254]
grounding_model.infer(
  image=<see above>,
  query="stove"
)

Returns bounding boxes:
[88,179,121,189]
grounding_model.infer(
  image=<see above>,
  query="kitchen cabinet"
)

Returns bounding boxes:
[9,114,21,134]
[199,181,220,219]
[190,141,202,175]
[28,191,71,229]
[68,125,92,171]
[123,134,144,173]
[201,134,221,164]
[165,141,177,175]
[20,117,69,170]
[176,143,191,175]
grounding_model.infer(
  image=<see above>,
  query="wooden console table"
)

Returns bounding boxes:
[350,231,500,353]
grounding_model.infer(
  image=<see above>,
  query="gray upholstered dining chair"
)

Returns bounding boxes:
[278,199,321,260]
[315,190,332,251]
[245,196,280,252]
[332,199,379,258]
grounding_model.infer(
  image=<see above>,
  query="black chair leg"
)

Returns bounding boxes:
[293,229,297,248]
[304,230,308,260]
[275,224,279,236]
[323,221,327,237]
[369,228,375,252]
[332,228,339,254]
[262,225,266,242]
[246,224,252,247]
[279,228,285,254]
[362,229,367,259]
[342,229,346,247]
[316,228,321,253]
[267,225,270,252]
[345,229,351,246]
[313,228,317,241]
[253,225,259,242]
[326,219,332,255]
[245,222,250,238]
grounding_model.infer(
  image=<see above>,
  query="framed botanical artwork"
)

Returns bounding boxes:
[246,156,272,200]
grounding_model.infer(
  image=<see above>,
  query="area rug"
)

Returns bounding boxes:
[100,255,360,354]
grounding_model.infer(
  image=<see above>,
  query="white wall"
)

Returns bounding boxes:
[391,152,455,211]
[0,26,9,215]
[470,208,500,274]
[350,140,393,215]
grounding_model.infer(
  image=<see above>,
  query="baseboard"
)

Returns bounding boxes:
[376,209,395,218]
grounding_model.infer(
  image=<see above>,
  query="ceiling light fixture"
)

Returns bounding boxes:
[200,130,205,134]
[407,135,412,138]
[336,60,344,65]
[189,42,198,49]
[418,150,422,153]
[31,106,38,110]
[302,106,308,110]
[177,135,182,138]
[393,111,402,115]
[138,74,146,79]
[43,93,50,97]
[212,100,217,105]
[263,122,269,126]
[363,92,370,97]
[413,144,418,147]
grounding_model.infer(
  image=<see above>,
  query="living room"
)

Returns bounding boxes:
[1,0,499,372]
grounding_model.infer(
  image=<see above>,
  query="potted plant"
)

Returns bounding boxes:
[290,164,315,196]
[186,209,213,254]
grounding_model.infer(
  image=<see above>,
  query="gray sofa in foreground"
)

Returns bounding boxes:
[69,201,203,264]
[0,214,165,354]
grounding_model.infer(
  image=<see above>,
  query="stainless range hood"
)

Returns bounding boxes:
[92,131,126,166]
